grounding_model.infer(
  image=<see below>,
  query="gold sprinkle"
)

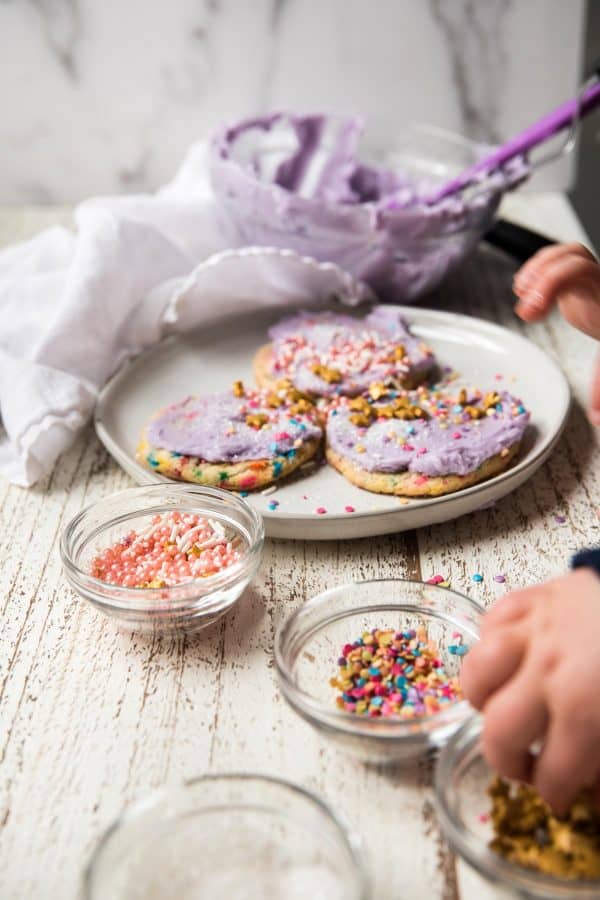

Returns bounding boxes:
[290,399,313,415]
[483,391,501,409]
[465,405,484,420]
[376,405,395,418]
[349,396,372,413]
[310,363,342,383]
[246,413,269,429]
[369,382,388,400]
[393,344,406,361]
[355,444,366,454]
[266,392,284,408]
[143,578,167,588]
[232,380,245,398]
[350,413,372,427]
[458,388,467,405]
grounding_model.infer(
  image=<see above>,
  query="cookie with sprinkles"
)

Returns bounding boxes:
[253,306,435,398]
[137,380,322,491]
[325,383,530,497]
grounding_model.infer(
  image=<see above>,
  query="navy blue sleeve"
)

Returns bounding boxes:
[571,547,600,578]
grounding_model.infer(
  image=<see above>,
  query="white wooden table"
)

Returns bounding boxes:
[1,197,599,900]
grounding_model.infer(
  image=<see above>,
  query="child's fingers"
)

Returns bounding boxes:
[480,589,533,634]
[516,255,597,323]
[513,243,576,292]
[481,667,547,782]
[590,353,600,427]
[514,243,597,323]
[533,712,600,816]
[461,628,526,710]
[514,242,595,293]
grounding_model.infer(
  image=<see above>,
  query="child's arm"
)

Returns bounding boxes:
[512,242,600,424]
[461,568,600,815]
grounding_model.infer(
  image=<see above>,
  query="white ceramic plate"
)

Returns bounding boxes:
[95,305,570,540]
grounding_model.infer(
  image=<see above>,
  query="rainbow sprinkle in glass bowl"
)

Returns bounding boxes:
[84,773,369,900]
[60,484,264,634]
[435,717,600,899]
[274,579,482,766]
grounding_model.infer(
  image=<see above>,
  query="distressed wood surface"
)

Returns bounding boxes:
[0,200,598,900]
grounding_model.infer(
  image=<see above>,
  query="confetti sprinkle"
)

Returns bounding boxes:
[331,627,464,718]
[89,512,242,588]
[344,505,355,513]
[493,574,506,583]
[315,506,327,515]
[472,573,484,583]
[268,500,279,510]
[554,515,567,525]
[239,491,249,498]
[427,575,445,585]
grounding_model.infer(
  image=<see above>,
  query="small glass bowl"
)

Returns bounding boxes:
[274,579,482,766]
[435,717,600,899]
[84,773,369,900]
[60,484,264,634]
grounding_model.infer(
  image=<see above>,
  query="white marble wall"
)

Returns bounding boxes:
[0,0,586,203]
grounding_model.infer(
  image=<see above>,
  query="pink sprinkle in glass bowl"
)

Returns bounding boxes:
[435,717,600,899]
[274,579,483,766]
[60,484,264,634]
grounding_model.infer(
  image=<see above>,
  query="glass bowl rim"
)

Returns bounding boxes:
[60,483,265,609]
[434,716,600,898]
[83,771,370,900]
[274,577,483,738]
[212,117,504,237]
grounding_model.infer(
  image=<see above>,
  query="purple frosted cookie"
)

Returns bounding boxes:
[253,307,435,398]
[137,381,322,491]
[325,383,530,497]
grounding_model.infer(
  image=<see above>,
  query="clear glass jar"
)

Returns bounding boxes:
[274,578,482,765]
[61,484,264,634]
[84,773,369,900]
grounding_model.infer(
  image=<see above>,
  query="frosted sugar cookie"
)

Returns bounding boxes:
[138,380,322,492]
[325,384,529,497]
[254,306,435,398]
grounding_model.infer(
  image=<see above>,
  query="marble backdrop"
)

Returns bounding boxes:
[0,0,586,203]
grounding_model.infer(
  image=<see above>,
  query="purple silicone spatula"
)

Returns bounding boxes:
[424,78,600,205]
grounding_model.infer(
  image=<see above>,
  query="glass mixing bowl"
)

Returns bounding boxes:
[274,579,482,766]
[61,484,264,634]
[84,773,369,900]
[210,119,523,302]
[435,717,600,899]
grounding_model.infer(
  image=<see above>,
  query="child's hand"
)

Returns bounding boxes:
[513,242,600,425]
[461,568,600,815]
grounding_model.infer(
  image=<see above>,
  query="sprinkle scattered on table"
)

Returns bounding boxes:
[472,572,484,583]
[344,505,355,513]
[315,506,327,515]
[554,514,567,525]
[331,627,464,718]
[493,574,506,583]
[268,500,279,510]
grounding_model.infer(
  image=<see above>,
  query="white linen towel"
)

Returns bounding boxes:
[0,143,370,487]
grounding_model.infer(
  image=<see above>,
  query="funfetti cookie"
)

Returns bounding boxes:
[325,384,530,497]
[137,380,322,492]
[253,307,435,399]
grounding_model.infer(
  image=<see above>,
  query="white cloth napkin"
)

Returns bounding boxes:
[0,142,370,487]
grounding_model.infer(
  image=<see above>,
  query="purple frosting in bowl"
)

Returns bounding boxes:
[209,114,529,302]
[147,391,322,462]
[267,306,435,397]
[326,389,530,476]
